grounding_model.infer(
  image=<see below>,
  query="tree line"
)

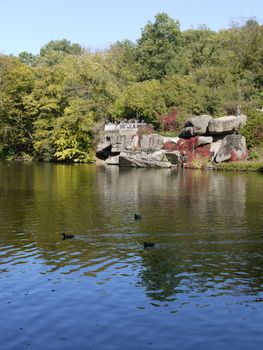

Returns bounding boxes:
[0,13,263,162]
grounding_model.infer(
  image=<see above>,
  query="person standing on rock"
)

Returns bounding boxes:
[236,105,241,117]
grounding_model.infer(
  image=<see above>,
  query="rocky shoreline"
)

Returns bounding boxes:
[96,114,248,169]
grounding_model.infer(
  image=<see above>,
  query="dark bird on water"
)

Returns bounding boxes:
[134,214,142,220]
[144,242,155,249]
[62,232,75,240]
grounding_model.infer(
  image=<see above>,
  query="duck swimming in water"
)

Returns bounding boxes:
[134,214,142,220]
[144,242,155,249]
[62,232,75,240]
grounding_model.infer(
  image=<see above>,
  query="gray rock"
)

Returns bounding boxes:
[215,135,247,163]
[179,126,194,138]
[197,136,213,146]
[119,150,174,168]
[210,140,223,161]
[105,155,119,165]
[164,151,181,165]
[208,115,247,135]
[185,114,212,135]
[96,130,137,155]
[162,136,180,144]
[130,135,140,149]
[140,134,164,150]
[97,132,179,156]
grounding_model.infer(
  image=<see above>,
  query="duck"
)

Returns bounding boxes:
[144,242,155,249]
[134,214,142,220]
[62,232,75,240]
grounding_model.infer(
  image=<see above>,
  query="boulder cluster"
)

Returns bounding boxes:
[96,114,248,168]
[177,114,248,166]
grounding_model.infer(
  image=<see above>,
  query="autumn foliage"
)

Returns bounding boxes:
[158,109,180,132]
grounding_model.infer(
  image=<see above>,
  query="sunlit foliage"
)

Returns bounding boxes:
[1,15,263,161]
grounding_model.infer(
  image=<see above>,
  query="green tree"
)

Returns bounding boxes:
[181,27,217,69]
[39,39,84,66]
[62,54,120,119]
[112,80,167,125]
[240,110,263,149]
[229,20,263,87]
[25,66,65,160]
[52,98,95,162]
[18,51,38,66]
[105,40,139,84]
[136,13,181,80]
[0,56,35,157]
[162,74,207,116]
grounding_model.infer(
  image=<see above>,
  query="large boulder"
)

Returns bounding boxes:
[179,126,194,138]
[97,132,180,158]
[139,134,165,150]
[215,134,247,163]
[118,150,180,168]
[96,130,137,156]
[210,140,223,161]
[105,155,120,165]
[196,136,213,147]
[207,115,247,135]
[179,115,212,137]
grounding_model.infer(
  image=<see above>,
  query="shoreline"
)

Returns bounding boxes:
[1,158,263,173]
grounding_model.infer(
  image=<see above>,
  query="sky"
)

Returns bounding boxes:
[0,0,262,56]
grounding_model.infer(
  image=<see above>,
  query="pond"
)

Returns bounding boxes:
[0,161,263,350]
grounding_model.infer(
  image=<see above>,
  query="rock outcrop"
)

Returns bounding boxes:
[207,115,247,135]
[97,130,178,161]
[118,150,180,168]
[96,113,248,168]
[178,114,248,165]
[215,135,247,163]
[179,115,247,138]
[179,114,212,137]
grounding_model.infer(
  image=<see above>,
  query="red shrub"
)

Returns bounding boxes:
[230,150,248,162]
[175,137,198,152]
[195,144,211,158]
[162,141,178,151]
[158,109,180,132]
[230,151,238,162]
[163,137,212,168]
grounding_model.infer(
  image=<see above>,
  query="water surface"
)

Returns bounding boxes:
[0,162,263,350]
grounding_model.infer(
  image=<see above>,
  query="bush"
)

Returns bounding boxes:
[158,108,181,132]
[214,161,263,172]
[249,149,258,160]
[240,110,263,148]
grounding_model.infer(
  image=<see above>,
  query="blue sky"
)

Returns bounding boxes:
[0,0,262,55]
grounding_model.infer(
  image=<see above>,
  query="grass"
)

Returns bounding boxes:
[158,131,179,137]
[214,161,263,172]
